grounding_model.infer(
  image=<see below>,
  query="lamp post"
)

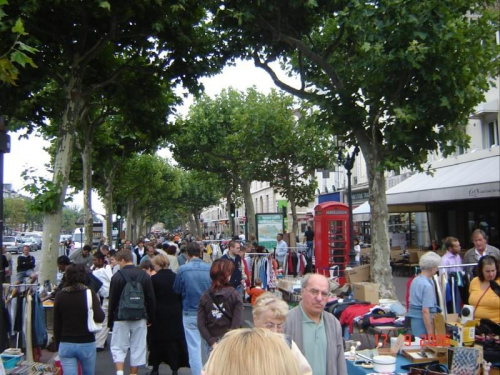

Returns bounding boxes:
[0,116,11,352]
[338,145,360,268]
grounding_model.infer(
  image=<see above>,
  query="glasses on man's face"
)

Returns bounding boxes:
[305,288,331,299]
[264,322,284,330]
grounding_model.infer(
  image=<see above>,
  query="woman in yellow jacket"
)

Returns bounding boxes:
[469,255,500,323]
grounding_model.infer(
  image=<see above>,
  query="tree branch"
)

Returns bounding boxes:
[252,52,320,102]
[323,24,345,59]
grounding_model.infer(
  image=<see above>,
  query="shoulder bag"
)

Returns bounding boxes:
[86,289,103,333]
[209,291,232,321]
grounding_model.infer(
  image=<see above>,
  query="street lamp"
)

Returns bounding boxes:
[0,116,11,352]
[338,144,360,268]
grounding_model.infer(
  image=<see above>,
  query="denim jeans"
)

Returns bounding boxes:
[59,341,96,375]
[183,313,202,375]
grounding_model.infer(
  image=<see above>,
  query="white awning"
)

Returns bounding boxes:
[353,201,371,221]
[386,152,500,205]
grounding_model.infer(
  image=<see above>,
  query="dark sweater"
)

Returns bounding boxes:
[221,254,243,288]
[197,286,243,346]
[54,286,104,346]
[108,265,156,328]
[17,255,35,272]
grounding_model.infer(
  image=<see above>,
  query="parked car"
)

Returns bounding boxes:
[29,234,42,249]
[20,236,39,251]
[4,236,21,254]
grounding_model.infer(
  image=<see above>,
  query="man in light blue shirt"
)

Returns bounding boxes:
[173,242,211,375]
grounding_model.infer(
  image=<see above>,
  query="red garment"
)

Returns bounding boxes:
[299,254,306,276]
[339,304,376,333]
[242,257,251,287]
[288,251,294,275]
[406,275,416,310]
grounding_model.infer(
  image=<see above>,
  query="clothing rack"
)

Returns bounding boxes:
[246,253,271,256]
[438,263,476,269]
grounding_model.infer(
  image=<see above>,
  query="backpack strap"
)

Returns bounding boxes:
[118,269,131,283]
[209,292,232,321]
[119,269,144,284]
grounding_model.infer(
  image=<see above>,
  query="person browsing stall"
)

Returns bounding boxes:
[463,229,500,264]
[468,255,500,323]
[440,236,462,273]
[407,252,442,337]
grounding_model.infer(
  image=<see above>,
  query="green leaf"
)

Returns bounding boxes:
[10,50,37,68]
[361,42,371,52]
[0,0,8,6]
[0,9,7,21]
[12,18,27,35]
[99,1,111,11]
[16,41,39,54]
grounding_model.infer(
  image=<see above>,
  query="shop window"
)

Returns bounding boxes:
[484,120,499,148]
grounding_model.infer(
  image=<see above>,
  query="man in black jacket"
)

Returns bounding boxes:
[108,250,155,375]
[16,245,37,283]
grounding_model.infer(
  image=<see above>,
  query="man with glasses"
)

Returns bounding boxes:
[284,273,347,375]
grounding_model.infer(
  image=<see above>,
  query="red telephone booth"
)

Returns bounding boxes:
[314,202,350,285]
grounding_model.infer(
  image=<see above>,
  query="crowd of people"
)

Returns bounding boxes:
[2,227,499,375]
[408,229,500,337]
[39,231,347,375]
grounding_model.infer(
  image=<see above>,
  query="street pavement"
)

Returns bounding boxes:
[8,250,411,374]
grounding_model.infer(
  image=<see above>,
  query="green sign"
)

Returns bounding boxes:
[256,213,284,251]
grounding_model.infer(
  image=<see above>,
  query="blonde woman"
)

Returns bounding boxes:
[252,292,312,375]
[202,328,300,375]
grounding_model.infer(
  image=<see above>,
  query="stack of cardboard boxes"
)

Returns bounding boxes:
[345,264,379,304]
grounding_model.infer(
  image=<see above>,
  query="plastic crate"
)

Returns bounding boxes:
[1,354,23,370]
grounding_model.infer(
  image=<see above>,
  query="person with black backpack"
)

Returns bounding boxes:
[108,250,155,375]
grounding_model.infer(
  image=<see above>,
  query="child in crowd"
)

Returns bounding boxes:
[246,278,265,306]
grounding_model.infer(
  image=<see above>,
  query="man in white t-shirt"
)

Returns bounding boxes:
[276,233,288,268]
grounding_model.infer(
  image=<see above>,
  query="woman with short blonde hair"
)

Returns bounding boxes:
[152,254,169,270]
[252,292,312,375]
[202,328,300,375]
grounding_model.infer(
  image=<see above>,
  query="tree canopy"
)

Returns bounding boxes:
[211,0,500,296]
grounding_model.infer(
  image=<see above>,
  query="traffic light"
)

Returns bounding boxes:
[230,203,236,218]
[282,205,287,218]
[116,204,122,221]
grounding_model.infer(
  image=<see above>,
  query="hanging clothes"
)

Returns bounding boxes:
[32,291,47,348]
[432,274,445,314]
[25,293,33,362]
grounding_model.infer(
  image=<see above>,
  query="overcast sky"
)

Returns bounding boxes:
[5,59,293,214]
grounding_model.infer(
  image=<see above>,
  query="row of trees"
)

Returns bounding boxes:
[171,87,334,246]
[1,0,498,297]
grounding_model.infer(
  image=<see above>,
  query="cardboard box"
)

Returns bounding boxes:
[425,346,448,364]
[402,349,439,363]
[445,313,476,347]
[278,278,301,292]
[345,264,370,284]
[352,282,379,304]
